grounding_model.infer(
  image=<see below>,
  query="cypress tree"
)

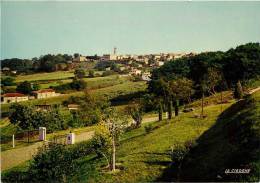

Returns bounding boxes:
[234,80,243,99]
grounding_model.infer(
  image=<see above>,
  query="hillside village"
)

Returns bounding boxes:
[1,49,196,104]
[1,1,260,182]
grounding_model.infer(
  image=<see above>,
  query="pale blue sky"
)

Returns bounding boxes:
[1,1,260,59]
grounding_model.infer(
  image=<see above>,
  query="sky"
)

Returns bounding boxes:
[1,1,260,59]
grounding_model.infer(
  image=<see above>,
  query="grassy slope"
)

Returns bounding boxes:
[179,91,260,182]
[15,71,74,83]
[67,101,234,182]
[1,80,146,114]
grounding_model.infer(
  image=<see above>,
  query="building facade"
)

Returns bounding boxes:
[32,89,59,99]
[2,93,29,104]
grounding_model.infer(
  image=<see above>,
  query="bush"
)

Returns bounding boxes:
[88,70,95,78]
[28,141,92,182]
[102,70,116,77]
[74,68,86,79]
[16,81,33,94]
[144,124,153,133]
[70,79,87,91]
[171,144,188,164]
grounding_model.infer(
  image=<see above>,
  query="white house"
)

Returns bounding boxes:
[32,89,59,99]
[2,93,29,104]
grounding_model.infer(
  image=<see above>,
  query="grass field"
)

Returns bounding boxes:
[178,91,260,182]
[1,80,147,114]
[15,71,75,83]
[2,93,236,182]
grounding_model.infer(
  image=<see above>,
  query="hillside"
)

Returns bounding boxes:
[178,91,260,182]
[2,95,235,182]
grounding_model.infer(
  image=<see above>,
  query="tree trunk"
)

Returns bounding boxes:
[112,135,116,171]
[168,101,172,119]
[158,102,163,121]
[201,92,204,117]
[220,91,223,113]
[175,100,179,116]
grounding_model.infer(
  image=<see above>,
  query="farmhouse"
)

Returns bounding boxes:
[1,93,29,104]
[32,89,59,99]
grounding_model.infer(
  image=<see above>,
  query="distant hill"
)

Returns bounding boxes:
[179,91,260,182]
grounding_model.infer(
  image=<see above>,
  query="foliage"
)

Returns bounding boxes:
[1,58,33,73]
[70,79,87,91]
[234,80,244,99]
[1,77,16,86]
[171,144,188,164]
[34,54,72,72]
[91,123,112,167]
[125,102,143,128]
[149,43,260,98]
[9,103,70,132]
[178,91,260,182]
[16,81,33,94]
[102,107,129,171]
[74,68,86,79]
[28,141,92,182]
[144,124,153,133]
[88,70,95,78]
[102,70,116,77]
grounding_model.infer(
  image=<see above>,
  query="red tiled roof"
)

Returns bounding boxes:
[32,89,55,93]
[3,93,26,97]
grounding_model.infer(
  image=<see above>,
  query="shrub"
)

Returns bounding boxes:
[102,70,116,77]
[28,141,92,182]
[171,144,188,164]
[144,124,153,133]
[74,68,86,79]
[16,81,33,94]
[70,79,87,91]
[88,70,95,78]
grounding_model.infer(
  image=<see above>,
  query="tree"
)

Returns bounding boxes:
[2,77,15,86]
[32,83,40,91]
[16,81,33,94]
[234,80,243,99]
[91,123,112,168]
[9,103,35,130]
[70,79,87,91]
[74,68,86,79]
[206,68,223,95]
[102,108,128,171]
[125,102,143,128]
[88,70,95,78]
[169,77,194,116]
[74,53,79,58]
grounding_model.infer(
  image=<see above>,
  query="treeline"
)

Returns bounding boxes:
[147,42,260,119]
[150,43,260,89]
[1,54,73,73]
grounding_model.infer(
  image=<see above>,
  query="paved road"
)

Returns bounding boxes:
[1,131,95,171]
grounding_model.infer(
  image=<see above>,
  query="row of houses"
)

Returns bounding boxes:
[73,52,197,63]
[1,89,60,104]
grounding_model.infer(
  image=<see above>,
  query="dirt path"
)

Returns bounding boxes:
[248,86,260,94]
[1,131,95,171]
